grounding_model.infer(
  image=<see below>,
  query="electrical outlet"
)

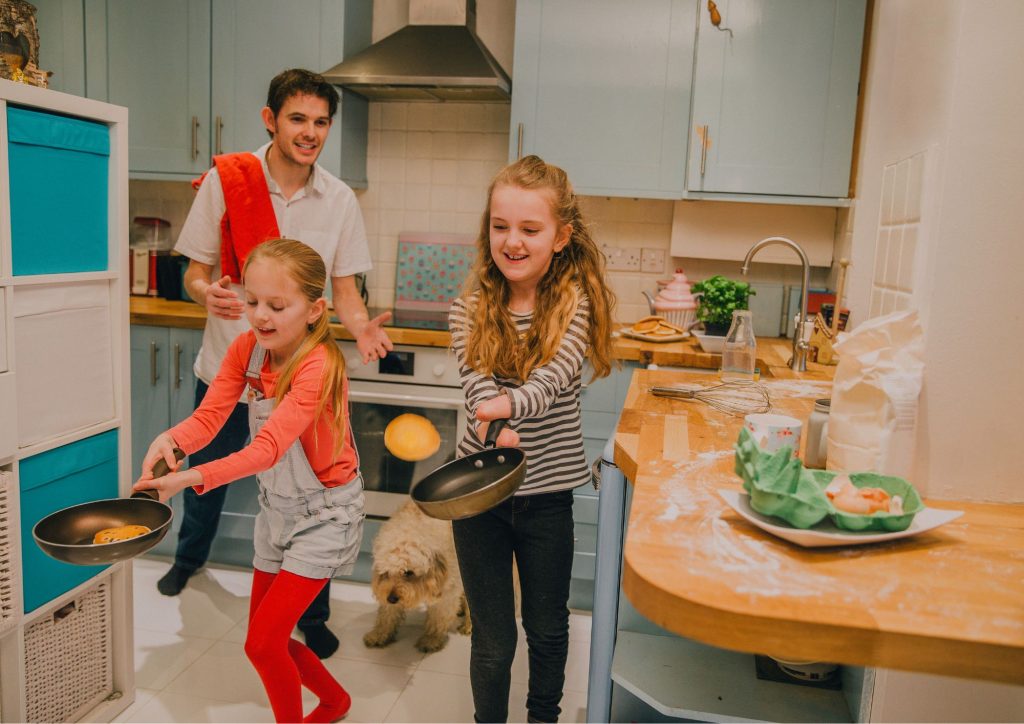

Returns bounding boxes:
[603,245,641,271]
[641,247,666,274]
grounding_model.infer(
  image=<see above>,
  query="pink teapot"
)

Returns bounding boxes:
[642,270,699,329]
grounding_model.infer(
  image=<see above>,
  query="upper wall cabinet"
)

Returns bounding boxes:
[80,0,371,185]
[510,0,698,200]
[510,0,865,204]
[686,0,867,202]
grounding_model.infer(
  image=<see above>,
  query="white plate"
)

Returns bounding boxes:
[693,331,725,353]
[717,489,964,548]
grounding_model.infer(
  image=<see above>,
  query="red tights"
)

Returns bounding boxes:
[246,569,350,723]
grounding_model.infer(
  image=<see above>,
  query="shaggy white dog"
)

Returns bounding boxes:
[363,501,470,653]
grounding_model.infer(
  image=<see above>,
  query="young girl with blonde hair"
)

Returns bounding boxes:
[449,154,615,722]
[136,238,363,723]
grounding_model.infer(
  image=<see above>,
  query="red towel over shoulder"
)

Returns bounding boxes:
[192,153,280,283]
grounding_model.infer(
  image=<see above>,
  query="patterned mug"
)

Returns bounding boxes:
[744,413,803,456]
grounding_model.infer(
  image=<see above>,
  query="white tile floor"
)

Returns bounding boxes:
[115,558,593,723]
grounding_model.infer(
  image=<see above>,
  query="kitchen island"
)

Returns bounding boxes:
[591,366,1024,721]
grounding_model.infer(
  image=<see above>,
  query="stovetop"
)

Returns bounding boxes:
[332,306,450,332]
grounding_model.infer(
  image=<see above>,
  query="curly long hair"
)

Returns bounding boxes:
[243,238,348,457]
[462,155,615,382]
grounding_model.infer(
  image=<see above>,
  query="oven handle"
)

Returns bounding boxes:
[348,389,463,409]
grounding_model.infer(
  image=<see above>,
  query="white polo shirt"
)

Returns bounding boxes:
[175,142,371,387]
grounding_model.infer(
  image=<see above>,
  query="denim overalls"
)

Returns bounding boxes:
[245,344,364,579]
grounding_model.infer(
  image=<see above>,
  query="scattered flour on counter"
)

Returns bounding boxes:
[657,450,735,522]
[764,379,832,399]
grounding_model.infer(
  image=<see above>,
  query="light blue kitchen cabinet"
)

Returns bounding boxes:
[510,0,699,199]
[129,325,200,479]
[568,361,638,611]
[83,0,371,184]
[686,0,867,200]
[84,0,211,176]
[33,0,87,96]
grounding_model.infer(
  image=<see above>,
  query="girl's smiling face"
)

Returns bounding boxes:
[243,258,325,366]
[488,184,571,307]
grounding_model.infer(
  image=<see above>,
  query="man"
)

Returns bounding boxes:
[162,68,391,659]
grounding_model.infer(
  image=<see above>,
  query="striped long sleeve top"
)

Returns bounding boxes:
[449,294,592,495]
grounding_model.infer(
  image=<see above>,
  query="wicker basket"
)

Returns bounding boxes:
[0,471,17,636]
[23,580,113,723]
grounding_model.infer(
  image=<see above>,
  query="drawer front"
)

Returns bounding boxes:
[14,282,116,448]
[20,430,119,612]
[8,107,110,276]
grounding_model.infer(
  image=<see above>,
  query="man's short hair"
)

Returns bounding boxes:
[266,68,340,119]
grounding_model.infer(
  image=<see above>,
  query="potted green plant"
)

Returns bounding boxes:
[690,275,755,336]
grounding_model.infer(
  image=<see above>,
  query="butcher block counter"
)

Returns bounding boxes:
[130,298,810,371]
[615,367,1024,687]
[129,297,450,347]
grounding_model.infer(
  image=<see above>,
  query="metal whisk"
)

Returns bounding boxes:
[650,381,772,416]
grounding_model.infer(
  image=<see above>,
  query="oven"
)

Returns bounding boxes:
[341,340,466,518]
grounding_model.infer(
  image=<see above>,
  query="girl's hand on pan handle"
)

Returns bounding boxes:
[139,433,183,480]
[475,390,518,447]
[474,420,520,448]
[133,469,202,504]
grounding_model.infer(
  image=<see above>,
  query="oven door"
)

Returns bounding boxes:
[348,381,466,518]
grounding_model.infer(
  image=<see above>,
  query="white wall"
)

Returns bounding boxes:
[843,0,1024,502]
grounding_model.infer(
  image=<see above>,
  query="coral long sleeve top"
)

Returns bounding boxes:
[169,331,358,493]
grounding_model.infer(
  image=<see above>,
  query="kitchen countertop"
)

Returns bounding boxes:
[130,298,827,373]
[616,367,1024,685]
[129,297,451,348]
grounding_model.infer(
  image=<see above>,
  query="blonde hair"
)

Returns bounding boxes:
[243,238,348,457]
[462,155,616,382]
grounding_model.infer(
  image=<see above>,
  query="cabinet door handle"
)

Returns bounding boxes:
[215,115,224,156]
[191,116,200,160]
[516,122,524,159]
[150,341,160,386]
[174,343,182,390]
[699,125,709,176]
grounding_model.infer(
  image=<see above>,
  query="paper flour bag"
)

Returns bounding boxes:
[826,310,924,478]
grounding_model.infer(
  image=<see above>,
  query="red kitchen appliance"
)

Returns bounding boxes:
[129,217,171,296]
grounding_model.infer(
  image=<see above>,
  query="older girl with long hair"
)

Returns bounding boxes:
[449,155,615,722]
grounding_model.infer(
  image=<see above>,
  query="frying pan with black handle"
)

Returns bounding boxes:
[33,448,185,566]
[411,420,525,520]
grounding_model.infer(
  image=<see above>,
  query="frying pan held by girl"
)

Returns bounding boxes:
[411,420,525,520]
[33,449,185,566]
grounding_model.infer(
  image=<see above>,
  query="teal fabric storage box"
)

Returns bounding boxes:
[19,430,119,612]
[7,107,110,276]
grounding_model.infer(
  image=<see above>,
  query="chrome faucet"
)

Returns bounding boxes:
[741,236,811,372]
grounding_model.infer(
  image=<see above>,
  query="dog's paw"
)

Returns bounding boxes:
[363,628,397,648]
[415,633,449,653]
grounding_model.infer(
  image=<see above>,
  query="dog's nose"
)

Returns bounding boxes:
[387,593,399,604]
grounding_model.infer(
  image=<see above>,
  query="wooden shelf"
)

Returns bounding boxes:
[611,631,853,723]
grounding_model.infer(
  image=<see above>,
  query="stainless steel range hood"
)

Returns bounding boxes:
[322,0,510,102]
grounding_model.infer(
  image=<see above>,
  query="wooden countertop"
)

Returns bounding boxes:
[616,368,1024,685]
[129,297,450,348]
[130,297,823,372]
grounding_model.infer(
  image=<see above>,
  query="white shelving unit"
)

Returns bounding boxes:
[0,79,133,723]
[611,631,854,723]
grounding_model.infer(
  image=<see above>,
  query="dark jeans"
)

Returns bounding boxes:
[174,379,330,627]
[452,489,575,723]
